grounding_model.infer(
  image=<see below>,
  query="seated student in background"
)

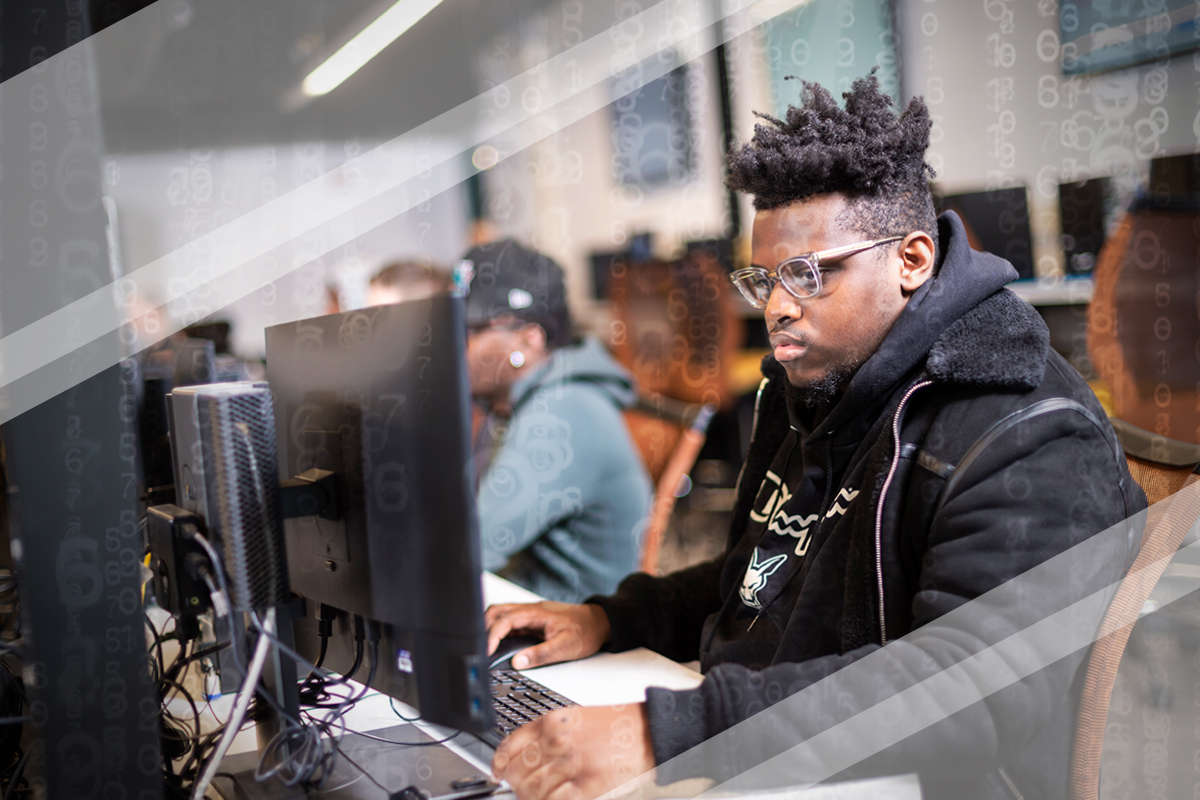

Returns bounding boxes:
[459,239,651,602]
[366,259,453,306]
[484,75,1145,800]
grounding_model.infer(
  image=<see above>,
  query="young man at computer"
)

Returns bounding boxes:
[461,239,652,603]
[483,74,1145,800]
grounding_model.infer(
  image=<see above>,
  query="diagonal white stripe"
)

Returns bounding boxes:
[0,0,814,425]
[599,482,1200,799]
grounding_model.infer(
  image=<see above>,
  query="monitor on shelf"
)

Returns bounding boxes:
[1148,152,1200,204]
[1058,177,1115,276]
[937,186,1035,280]
[264,294,492,734]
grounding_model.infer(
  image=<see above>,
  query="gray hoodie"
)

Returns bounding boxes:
[476,336,652,601]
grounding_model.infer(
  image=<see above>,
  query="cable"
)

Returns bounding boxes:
[158,678,201,741]
[162,638,193,691]
[189,608,276,800]
[246,614,395,789]
[390,697,420,722]
[2,745,32,800]
[322,616,365,686]
[346,727,461,747]
[145,612,167,677]
[254,721,337,788]
[186,530,241,671]
[329,739,390,795]
[314,603,336,669]
[165,641,230,684]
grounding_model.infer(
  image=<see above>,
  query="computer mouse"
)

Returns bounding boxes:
[489,632,544,670]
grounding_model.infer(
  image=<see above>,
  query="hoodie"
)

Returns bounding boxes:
[477,336,652,602]
[589,212,1145,799]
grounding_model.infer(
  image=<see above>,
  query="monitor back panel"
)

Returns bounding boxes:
[265,296,483,638]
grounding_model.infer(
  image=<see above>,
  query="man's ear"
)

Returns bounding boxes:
[521,323,548,355]
[898,231,936,295]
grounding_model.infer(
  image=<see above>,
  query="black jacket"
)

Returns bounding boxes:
[590,213,1146,799]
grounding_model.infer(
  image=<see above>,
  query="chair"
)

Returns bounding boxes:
[632,392,716,576]
[1086,202,1200,444]
[1071,194,1200,797]
[607,249,738,484]
[604,248,736,575]
[1069,422,1200,800]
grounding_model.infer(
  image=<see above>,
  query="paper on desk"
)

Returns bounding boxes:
[482,572,543,606]
[522,649,704,706]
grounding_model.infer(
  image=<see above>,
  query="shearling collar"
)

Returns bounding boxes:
[925,288,1049,390]
[759,288,1050,394]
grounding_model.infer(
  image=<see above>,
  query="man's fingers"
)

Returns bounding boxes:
[486,618,513,656]
[505,725,581,800]
[487,605,559,655]
[511,758,577,800]
[493,715,547,780]
[511,640,567,669]
[484,602,527,627]
[543,779,586,800]
[485,603,539,654]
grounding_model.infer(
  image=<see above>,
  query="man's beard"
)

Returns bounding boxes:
[785,360,863,409]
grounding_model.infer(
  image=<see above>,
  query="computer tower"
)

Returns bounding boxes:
[166,382,275,690]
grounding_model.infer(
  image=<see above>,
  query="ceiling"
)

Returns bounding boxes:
[95,0,565,153]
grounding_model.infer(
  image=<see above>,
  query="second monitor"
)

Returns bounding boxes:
[265,294,491,733]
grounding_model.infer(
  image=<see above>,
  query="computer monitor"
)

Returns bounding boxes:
[1058,177,1114,276]
[265,294,492,734]
[937,186,1035,280]
[1147,152,1200,210]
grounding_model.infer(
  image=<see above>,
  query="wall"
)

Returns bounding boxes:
[898,0,1199,276]
[105,139,470,358]
[477,0,736,327]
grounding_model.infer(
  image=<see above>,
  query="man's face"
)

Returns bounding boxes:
[753,194,910,391]
[466,321,528,406]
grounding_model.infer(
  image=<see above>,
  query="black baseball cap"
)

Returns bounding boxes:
[455,239,572,348]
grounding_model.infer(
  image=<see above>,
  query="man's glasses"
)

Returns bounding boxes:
[729,236,905,308]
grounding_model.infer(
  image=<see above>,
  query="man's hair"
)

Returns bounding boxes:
[726,73,937,255]
[370,260,453,291]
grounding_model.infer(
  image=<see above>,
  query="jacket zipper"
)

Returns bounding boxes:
[874,379,932,645]
[740,379,771,635]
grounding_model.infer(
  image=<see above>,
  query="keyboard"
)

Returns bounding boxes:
[481,669,576,746]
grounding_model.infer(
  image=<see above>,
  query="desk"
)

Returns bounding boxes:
[212,575,919,799]
[482,573,706,705]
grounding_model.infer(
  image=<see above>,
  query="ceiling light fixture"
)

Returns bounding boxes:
[302,0,445,98]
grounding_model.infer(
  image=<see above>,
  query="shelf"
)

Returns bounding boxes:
[1006,277,1094,306]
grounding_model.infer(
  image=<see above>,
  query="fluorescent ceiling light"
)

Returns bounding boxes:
[302,0,445,97]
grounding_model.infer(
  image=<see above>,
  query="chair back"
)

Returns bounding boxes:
[633,393,716,575]
[1070,422,1200,800]
[1087,205,1200,445]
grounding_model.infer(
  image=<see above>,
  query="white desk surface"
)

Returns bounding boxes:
[200,574,919,798]
[482,572,706,705]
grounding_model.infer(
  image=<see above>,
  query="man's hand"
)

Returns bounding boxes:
[485,602,611,669]
[492,704,655,800]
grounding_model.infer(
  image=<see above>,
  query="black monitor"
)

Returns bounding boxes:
[1146,152,1200,210]
[1058,177,1114,276]
[937,186,1035,280]
[264,294,492,734]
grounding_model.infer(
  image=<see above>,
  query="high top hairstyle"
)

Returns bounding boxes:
[727,72,938,261]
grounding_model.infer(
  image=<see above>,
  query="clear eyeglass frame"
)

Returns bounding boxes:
[729,235,906,308]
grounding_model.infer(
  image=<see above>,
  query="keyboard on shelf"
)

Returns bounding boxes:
[481,669,577,746]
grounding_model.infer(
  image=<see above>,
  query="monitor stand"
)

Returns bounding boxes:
[214,724,492,800]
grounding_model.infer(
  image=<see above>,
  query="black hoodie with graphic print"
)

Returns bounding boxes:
[588,212,1146,800]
